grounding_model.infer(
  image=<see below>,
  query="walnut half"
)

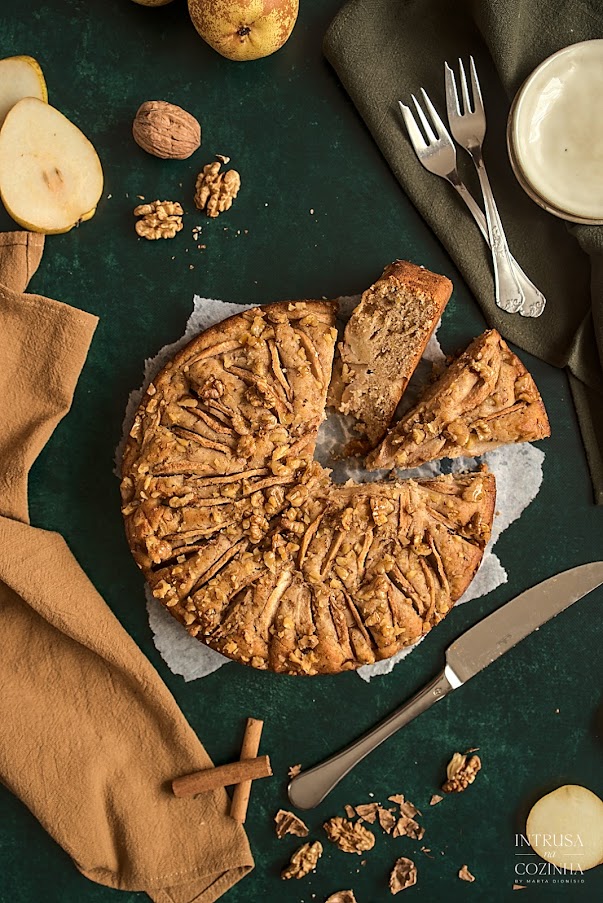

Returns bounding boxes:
[194,160,241,218]
[323,816,375,854]
[442,752,482,792]
[134,200,183,240]
[281,841,323,880]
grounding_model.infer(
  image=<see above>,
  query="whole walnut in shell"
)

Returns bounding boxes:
[133,100,201,159]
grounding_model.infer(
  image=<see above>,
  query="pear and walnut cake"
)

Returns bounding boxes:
[368,329,550,471]
[121,295,495,676]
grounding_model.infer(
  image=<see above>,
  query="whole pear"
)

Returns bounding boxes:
[188,0,299,61]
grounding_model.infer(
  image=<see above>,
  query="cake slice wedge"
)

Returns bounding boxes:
[328,260,452,451]
[367,329,550,471]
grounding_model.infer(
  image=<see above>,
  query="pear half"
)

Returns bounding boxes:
[0,97,103,234]
[0,56,47,127]
[527,785,603,871]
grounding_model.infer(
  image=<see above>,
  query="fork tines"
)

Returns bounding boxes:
[444,56,484,126]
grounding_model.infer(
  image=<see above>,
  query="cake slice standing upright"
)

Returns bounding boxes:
[368,329,550,471]
[328,260,452,451]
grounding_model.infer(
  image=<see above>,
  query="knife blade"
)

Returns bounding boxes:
[446,561,603,684]
[288,563,603,810]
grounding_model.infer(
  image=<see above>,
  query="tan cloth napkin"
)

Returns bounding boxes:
[0,232,253,901]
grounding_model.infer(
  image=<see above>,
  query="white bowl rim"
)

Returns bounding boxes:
[507,39,603,226]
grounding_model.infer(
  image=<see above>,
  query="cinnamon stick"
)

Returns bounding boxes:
[230,717,264,823]
[172,755,272,798]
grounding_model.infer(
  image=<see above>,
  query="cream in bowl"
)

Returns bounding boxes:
[508,40,603,224]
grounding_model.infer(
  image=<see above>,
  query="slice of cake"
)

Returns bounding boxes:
[368,329,550,471]
[328,260,452,451]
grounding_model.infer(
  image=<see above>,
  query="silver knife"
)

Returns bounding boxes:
[288,562,603,810]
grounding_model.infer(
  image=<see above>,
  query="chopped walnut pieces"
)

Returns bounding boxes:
[344,804,356,819]
[458,865,475,882]
[512,884,527,891]
[370,496,395,526]
[281,841,323,880]
[354,802,379,824]
[134,200,183,239]
[515,373,538,402]
[389,794,425,840]
[388,794,421,818]
[377,806,397,834]
[393,816,425,841]
[340,506,354,531]
[323,817,375,854]
[288,763,302,779]
[236,434,256,458]
[429,794,443,806]
[194,160,241,218]
[400,801,421,818]
[325,892,357,903]
[442,752,482,793]
[389,857,417,894]
[198,375,225,400]
[274,809,309,839]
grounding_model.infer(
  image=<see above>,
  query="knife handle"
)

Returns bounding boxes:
[288,667,455,810]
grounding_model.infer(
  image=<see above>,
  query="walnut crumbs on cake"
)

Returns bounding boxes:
[121,282,498,675]
[368,329,550,471]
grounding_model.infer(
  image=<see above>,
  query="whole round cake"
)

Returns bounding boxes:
[121,298,495,675]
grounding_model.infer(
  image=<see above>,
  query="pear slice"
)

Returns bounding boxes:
[0,97,103,234]
[0,56,47,127]
[527,785,603,871]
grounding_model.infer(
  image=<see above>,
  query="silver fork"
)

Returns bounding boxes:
[399,85,545,316]
[445,57,525,314]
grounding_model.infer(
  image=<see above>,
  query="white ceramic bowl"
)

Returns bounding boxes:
[508,40,603,225]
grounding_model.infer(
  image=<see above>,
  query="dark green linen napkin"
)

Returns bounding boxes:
[324,0,603,503]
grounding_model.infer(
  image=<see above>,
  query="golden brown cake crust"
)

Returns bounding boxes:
[328,260,452,451]
[368,329,551,471]
[121,294,495,676]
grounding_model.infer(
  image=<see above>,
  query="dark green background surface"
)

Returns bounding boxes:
[0,1,602,901]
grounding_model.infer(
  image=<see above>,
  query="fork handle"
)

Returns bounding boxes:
[453,181,545,318]
[471,153,524,314]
